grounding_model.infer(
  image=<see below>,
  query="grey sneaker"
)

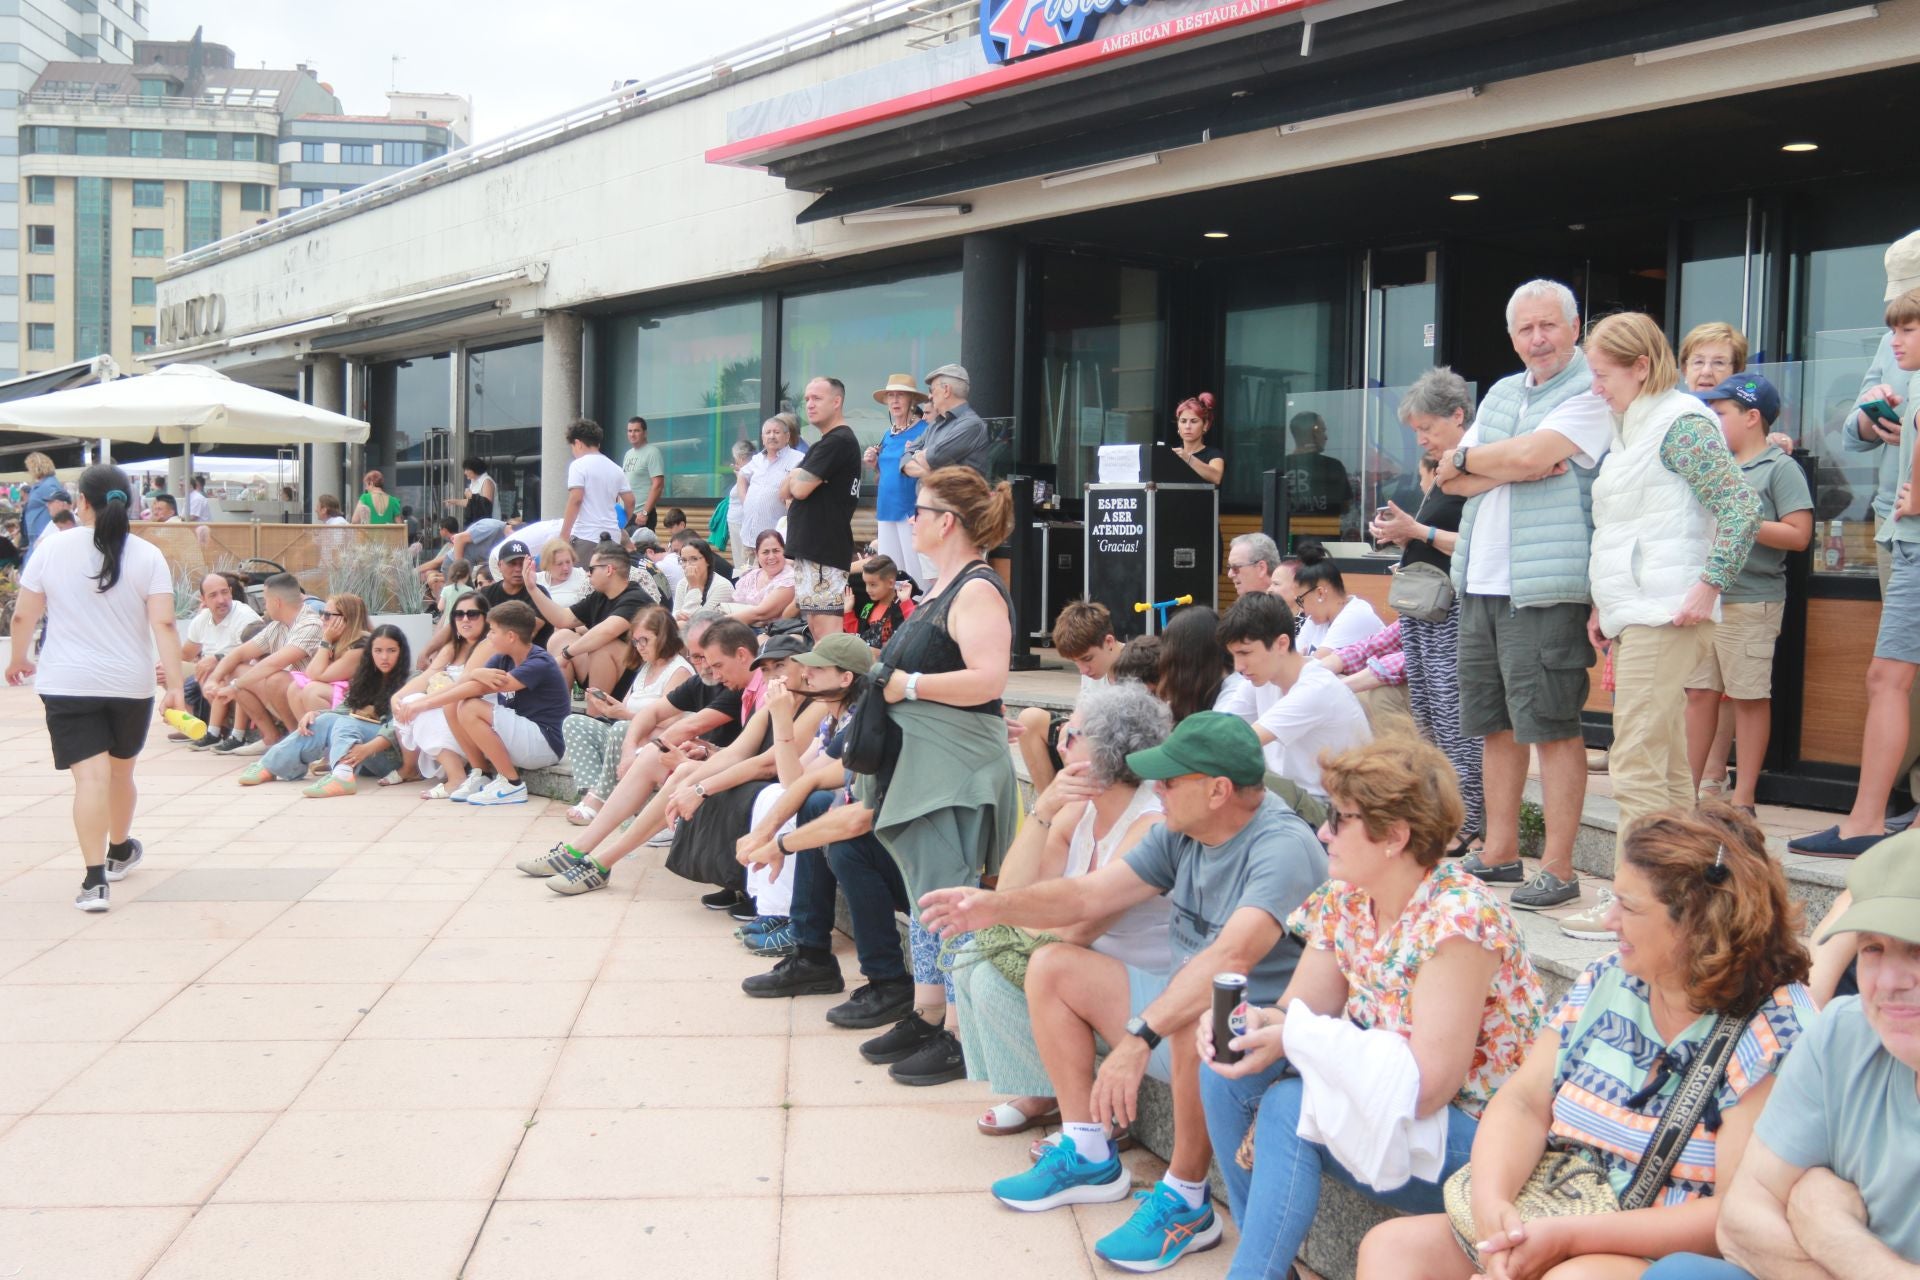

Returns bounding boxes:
[74,882,110,912]
[1509,869,1580,911]
[517,843,580,877]
[448,772,491,803]
[1454,851,1523,885]
[228,735,268,758]
[548,860,609,895]
[104,838,143,882]
[1559,888,1618,941]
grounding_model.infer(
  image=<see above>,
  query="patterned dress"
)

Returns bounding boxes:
[1287,859,1545,1117]
[1547,954,1813,1204]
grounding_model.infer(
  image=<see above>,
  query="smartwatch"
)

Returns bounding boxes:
[904,673,922,702]
[1451,446,1470,474]
[1124,1015,1161,1050]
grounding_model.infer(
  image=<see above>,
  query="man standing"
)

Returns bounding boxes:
[532,545,650,692]
[902,364,993,479]
[1281,411,1352,517]
[1435,278,1613,911]
[187,475,211,522]
[781,377,864,641]
[175,573,259,744]
[622,415,665,535]
[558,418,633,564]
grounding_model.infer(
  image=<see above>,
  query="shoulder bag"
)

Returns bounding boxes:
[840,662,898,777]
[1386,561,1456,622]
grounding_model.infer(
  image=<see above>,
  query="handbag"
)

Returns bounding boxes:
[937,924,1060,990]
[1386,561,1456,622]
[1442,1000,1758,1266]
[840,662,899,777]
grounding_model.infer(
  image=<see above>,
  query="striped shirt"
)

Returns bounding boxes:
[1547,955,1813,1205]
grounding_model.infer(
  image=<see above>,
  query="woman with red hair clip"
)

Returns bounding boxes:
[1172,391,1225,486]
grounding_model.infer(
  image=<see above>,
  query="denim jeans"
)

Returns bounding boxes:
[1198,1066,1479,1280]
[260,712,398,781]
[1641,1258,1754,1280]
[183,676,212,724]
[787,788,910,984]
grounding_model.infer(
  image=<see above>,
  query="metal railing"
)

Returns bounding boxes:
[166,0,930,273]
[26,89,281,116]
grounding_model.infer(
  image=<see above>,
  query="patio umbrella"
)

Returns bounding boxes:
[0,363,368,479]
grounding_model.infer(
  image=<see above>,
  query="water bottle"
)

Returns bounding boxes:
[163,707,208,740]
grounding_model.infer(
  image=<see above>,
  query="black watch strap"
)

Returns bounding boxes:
[1128,1016,1161,1050]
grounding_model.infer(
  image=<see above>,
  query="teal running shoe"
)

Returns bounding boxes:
[732,914,786,943]
[744,918,797,957]
[990,1136,1128,1212]
[1094,1181,1223,1273]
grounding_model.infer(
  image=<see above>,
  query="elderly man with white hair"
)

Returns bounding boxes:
[1226,531,1282,597]
[902,363,994,479]
[1434,278,1614,915]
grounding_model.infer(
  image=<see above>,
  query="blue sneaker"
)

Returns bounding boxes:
[732,914,785,942]
[990,1136,1129,1212]
[743,918,796,957]
[1094,1182,1223,1273]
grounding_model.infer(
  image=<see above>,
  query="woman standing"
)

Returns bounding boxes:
[1289,541,1385,655]
[864,373,931,591]
[562,607,694,825]
[6,463,184,912]
[672,537,735,624]
[1171,391,1225,486]
[352,470,403,525]
[443,457,495,526]
[20,451,63,550]
[733,415,803,553]
[724,530,798,627]
[855,466,1021,1085]
[1371,367,1486,857]
[1573,313,1760,940]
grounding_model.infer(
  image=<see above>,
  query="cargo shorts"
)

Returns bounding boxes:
[1457,594,1593,744]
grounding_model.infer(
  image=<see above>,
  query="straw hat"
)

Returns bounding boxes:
[1886,229,1920,301]
[872,373,930,406]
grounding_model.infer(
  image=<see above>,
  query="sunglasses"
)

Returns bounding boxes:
[1057,723,1084,750]
[1325,808,1368,835]
[912,504,956,520]
[452,609,484,620]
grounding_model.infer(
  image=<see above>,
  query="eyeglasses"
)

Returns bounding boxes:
[1226,561,1254,573]
[911,504,956,521]
[452,609,484,620]
[1292,592,1309,609]
[320,610,344,620]
[1685,356,1734,373]
[1057,724,1084,750]
[1326,808,1368,835]
[590,562,616,573]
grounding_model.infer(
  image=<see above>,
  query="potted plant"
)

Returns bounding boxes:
[329,542,432,658]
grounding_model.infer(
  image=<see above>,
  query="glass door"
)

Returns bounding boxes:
[1356,247,1438,528]
[1035,253,1166,497]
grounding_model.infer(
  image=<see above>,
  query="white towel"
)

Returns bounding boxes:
[1284,999,1449,1192]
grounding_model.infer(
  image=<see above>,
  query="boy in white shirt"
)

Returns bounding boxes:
[558,418,634,564]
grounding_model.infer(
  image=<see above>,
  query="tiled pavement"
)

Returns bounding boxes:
[0,683,1238,1280]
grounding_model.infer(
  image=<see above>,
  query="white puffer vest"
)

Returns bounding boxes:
[1588,388,1719,638]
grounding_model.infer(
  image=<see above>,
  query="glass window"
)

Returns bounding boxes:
[1221,252,1353,514]
[185,181,220,251]
[75,129,107,156]
[28,225,54,254]
[131,276,154,306]
[27,175,53,205]
[132,227,164,257]
[300,189,324,208]
[232,134,257,162]
[27,323,54,352]
[340,143,373,164]
[240,183,270,212]
[607,298,764,502]
[32,126,60,154]
[301,141,324,163]
[131,326,156,354]
[465,342,543,517]
[139,78,167,100]
[133,180,164,208]
[1677,214,1750,342]
[779,268,963,456]
[385,141,424,167]
[27,275,54,303]
[74,177,110,358]
[185,133,217,160]
[371,353,454,522]
[129,130,162,158]
[1035,254,1165,497]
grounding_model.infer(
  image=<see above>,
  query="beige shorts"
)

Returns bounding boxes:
[1685,600,1783,699]
[792,559,849,615]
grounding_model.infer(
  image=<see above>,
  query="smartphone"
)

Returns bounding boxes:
[585,687,607,702]
[1860,398,1902,428]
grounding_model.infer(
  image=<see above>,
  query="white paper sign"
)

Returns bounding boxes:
[1097,444,1142,484]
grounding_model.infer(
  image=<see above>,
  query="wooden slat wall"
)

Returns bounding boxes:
[673,505,878,552]
[1801,597,1877,765]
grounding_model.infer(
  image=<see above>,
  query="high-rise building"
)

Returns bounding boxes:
[279,94,467,214]
[0,0,149,381]
[16,37,341,376]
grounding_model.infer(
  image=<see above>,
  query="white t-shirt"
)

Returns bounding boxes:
[20,525,173,698]
[187,490,210,521]
[651,551,685,590]
[1296,594,1385,657]
[185,600,261,656]
[323,515,349,526]
[1213,672,1260,721]
[491,519,564,579]
[1460,388,1613,597]
[738,449,801,552]
[538,567,593,609]
[1253,662,1372,799]
[565,451,631,544]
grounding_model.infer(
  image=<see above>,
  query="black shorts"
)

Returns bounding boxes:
[42,694,153,770]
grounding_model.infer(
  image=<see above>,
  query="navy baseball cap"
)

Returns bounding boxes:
[1696,373,1781,427]
[497,539,532,563]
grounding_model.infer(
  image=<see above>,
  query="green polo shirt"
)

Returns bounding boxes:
[1726,445,1813,603]
[623,443,665,509]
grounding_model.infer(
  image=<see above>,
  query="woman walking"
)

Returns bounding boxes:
[6,463,184,911]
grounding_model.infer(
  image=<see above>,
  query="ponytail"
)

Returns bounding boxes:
[78,462,133,592]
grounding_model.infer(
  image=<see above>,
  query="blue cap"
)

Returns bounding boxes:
[1696,373,1781,427]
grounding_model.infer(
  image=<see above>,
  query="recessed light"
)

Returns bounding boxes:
[1449,192,1480,202]
[1781,141,1819,152]
[1203,231,1230,239]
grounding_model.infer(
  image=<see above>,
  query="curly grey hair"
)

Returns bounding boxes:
[1397,366,1476,427]
[1505,278,1578,330]
[1078,681,1175,788]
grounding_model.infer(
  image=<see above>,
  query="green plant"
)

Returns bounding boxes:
[171,565,201,620]
[0,567,18,637]
[1518,799,1546,858]
[325,541,425,614]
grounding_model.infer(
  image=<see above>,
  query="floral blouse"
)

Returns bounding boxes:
[1287,859,1546,1117]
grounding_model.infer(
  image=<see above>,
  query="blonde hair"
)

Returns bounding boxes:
[1886,286,1920,329]
[1586,312,1678,399]
[918,466,1014,552]
[327,594,370,650]
[541,539,575,573]
[1679,322,1749,373]
[25,452,55,480]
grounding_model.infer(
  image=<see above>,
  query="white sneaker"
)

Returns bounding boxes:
[74,882,110,912]
[229,736,268,757]
[467,777,528,807]
[1559,888,1618,941]
[448,772,491,803]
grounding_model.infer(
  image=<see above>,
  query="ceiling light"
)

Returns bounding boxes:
[839,203,971,225]
[1039,153,1161,189]
[1449,193,1480,202]
[1203,231,1229,239]
[1633,6,1877,64]
[1781,142,1819,152]
[1278,87,1481,136]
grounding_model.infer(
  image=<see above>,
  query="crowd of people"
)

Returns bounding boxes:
[11,277,1920,1279]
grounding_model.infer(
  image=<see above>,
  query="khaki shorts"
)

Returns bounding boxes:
[1457,594,1593,745]
[792,559,849,615]
[1685,600,1783,699]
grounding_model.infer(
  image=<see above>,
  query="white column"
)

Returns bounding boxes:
[309,355,345,516]
[539,312,584,522]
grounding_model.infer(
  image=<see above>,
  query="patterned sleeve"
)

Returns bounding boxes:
[1550,956,1613,1045]
[1286,881,1343,949]
[1660,414,1761,591]
[1422,883,1523,958]
[1335,619,1402,674]
[1725,983,1818,1100]
[1365,649,1408,686]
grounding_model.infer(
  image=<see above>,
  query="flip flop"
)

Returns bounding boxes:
[566,801,601,827]
[978,1100,1060,1136]
[420,782,451,800]
[377,770,412,787]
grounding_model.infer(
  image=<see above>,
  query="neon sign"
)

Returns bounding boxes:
[980,0,1156,64]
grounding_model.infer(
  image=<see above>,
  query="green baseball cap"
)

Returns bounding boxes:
[790,632,874,676]
[1125,712,1267,787]
[1817,830,1920,946]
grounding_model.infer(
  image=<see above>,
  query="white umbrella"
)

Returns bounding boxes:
[0,363,367,479]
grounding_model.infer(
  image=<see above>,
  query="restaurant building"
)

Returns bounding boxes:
[150,0,1920,805]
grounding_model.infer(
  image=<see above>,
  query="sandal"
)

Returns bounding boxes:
[566,798,602,827]
[978,1099,1060,1136]
[420,782,452,800]
[1446,832,1485,859]
[377,770,413,787]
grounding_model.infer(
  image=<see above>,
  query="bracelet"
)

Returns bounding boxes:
[1425,525,1437,545]
[1032,812,1052,829]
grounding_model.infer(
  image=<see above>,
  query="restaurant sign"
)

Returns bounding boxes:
[982,0,1155,63]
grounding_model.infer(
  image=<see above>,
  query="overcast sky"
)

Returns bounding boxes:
[154,0,835,140]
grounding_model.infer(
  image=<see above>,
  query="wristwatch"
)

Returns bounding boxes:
[1124,1015,1161,1050]
[692,782,707,798]
[1451,446,1470,474]
[904,673,922,702]
[774,832,791,855]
